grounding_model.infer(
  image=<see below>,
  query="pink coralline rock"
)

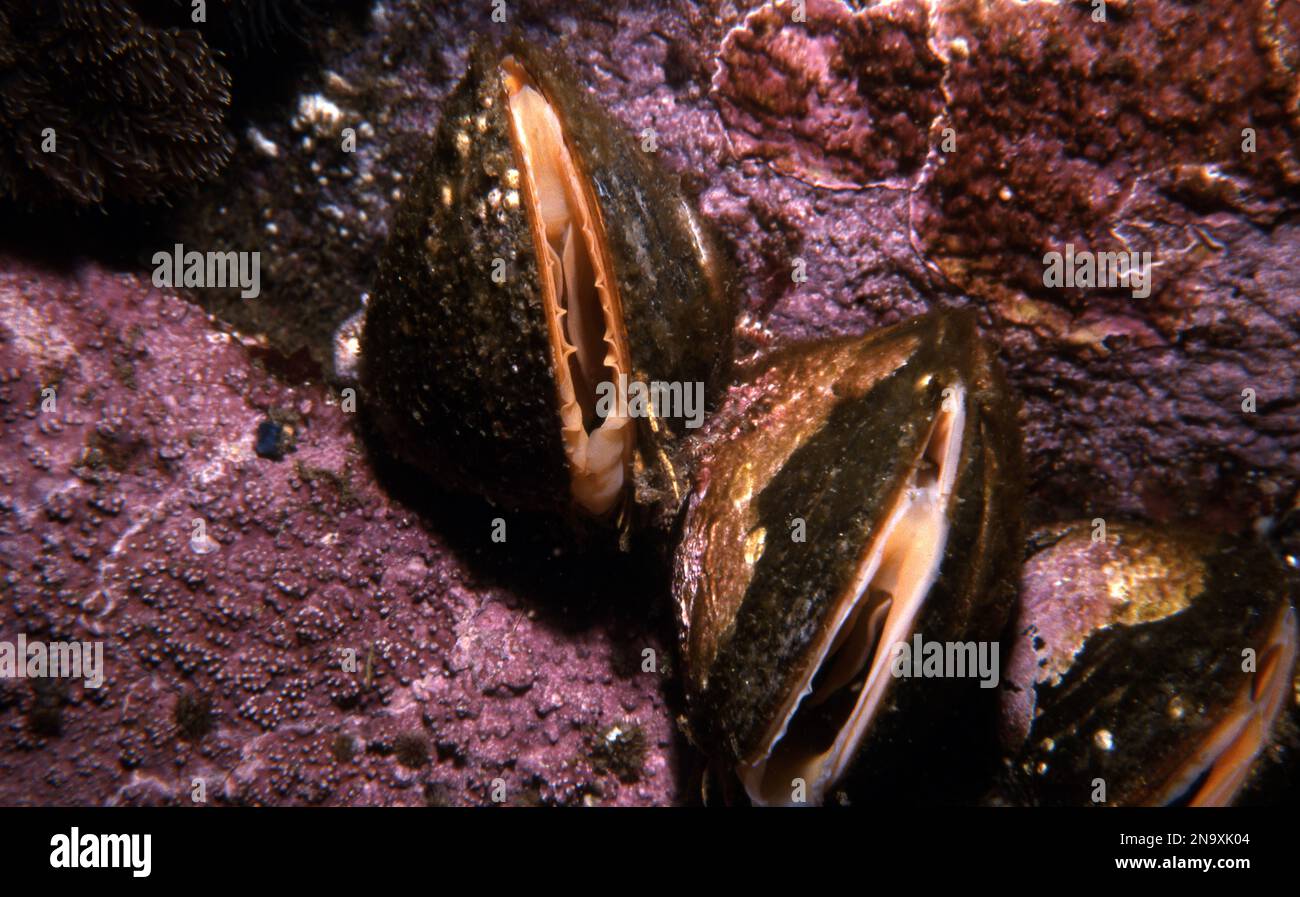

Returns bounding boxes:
[2,0,1298,806]
[698,0,1300,527]
[0,258,679,806]
[712,0,944,188]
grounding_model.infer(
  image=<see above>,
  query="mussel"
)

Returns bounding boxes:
[1002,522,1298,806]
[361,39,735,527]
[674,311,1024,805]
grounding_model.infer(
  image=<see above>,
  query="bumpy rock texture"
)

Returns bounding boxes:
[1,0,1297,804]
[0,260,679,805]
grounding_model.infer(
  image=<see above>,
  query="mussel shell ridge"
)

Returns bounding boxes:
[1004,523,1298,806]
[361,39,735,521]
[674,311,1024,804]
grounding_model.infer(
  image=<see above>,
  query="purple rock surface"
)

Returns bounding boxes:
[1,0,1297,805]
[0,259,678,805]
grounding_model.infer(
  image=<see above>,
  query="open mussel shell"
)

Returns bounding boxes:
[361,38,735,528]
[1002,522,1299,806]
[674,311,1025,806]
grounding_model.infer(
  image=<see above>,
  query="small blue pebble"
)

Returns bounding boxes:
[255,420,287,460]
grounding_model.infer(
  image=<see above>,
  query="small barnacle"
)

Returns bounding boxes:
[292,92,345,138]
[27,677,67,738]
[588,720,648,784]
[424,781,455,807]
[175,691,215,742]
[394,731,430,768]
[331,733,357,764]
[331,309,366,383]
